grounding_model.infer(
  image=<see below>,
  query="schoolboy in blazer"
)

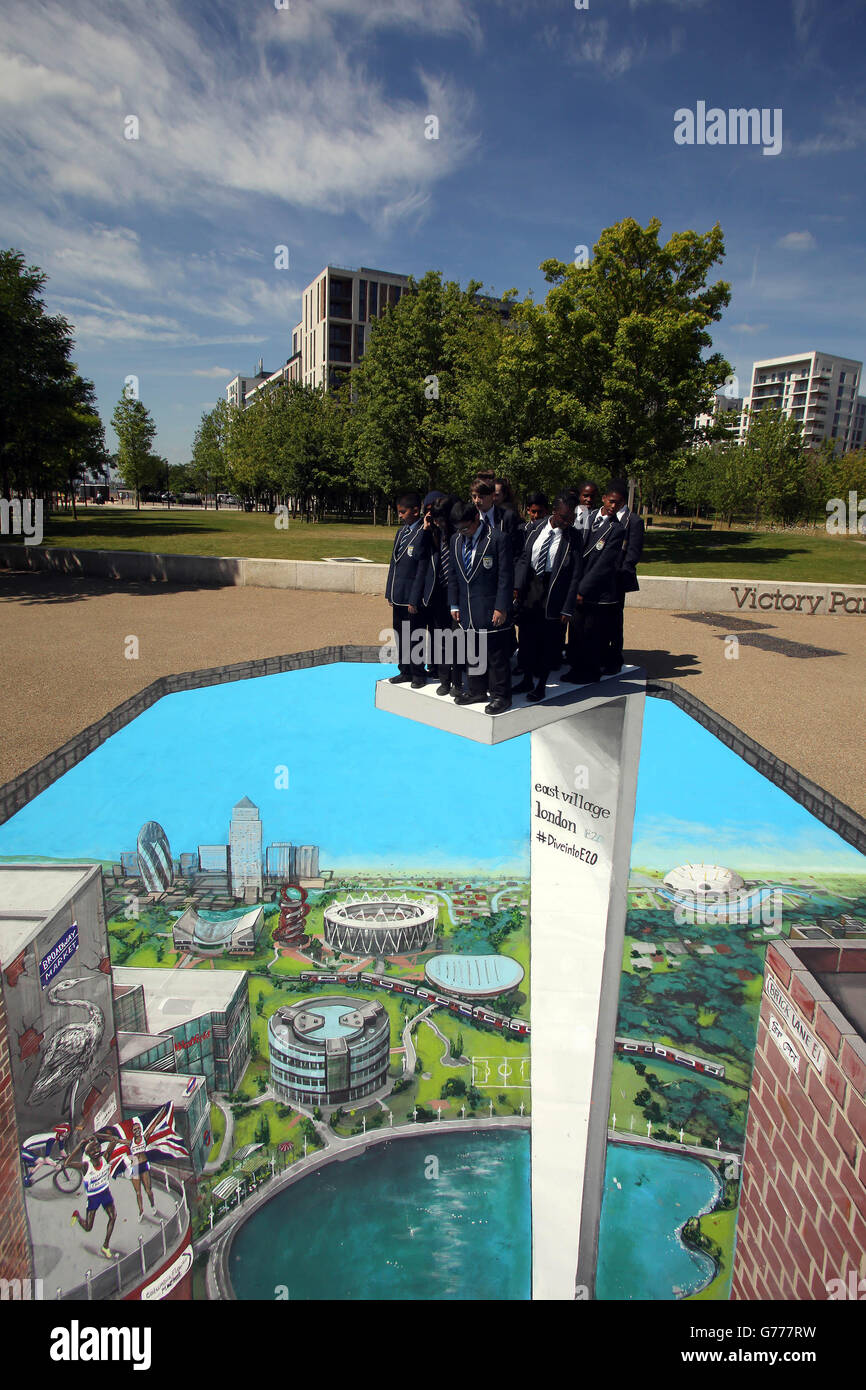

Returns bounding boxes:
[410,494,462,696]
[563,479,634,684]
[606,491,644,673]
[513,493,582,701]
[448,502,514,714]
[385,491,426,686]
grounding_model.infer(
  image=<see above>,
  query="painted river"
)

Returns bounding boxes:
[229,1129,531,1301]
[596,1143,720,1299]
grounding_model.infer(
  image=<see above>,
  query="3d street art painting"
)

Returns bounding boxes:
[0,660,863,1300]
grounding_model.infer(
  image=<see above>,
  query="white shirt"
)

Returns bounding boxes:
[591,505,628,530]
[479,504,496,529]
[574,505,592,532]
[530,519,563,573]
[83,1155,110,1195]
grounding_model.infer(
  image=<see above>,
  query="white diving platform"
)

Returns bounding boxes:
[375,667,646,1300]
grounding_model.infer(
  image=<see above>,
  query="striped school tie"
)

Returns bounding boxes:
[439,537,452,586]
[463,537,474,570]
[534,528,553,575]
[395,524,415,560]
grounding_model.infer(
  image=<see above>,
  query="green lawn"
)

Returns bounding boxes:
[24,507,866,580]
[686,1204,737,1301]
[206,1103,225,1162]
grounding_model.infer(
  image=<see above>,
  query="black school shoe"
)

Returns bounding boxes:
[410,676,427,689]
[485,697,512,714]
[389,672,413,684]
[436,683,451,696]
[454,692,488,706]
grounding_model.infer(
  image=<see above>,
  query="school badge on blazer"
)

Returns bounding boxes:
[407,545,414,555]
[482,556,493,568]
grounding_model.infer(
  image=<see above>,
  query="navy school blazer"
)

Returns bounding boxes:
[385,519,425,606]
[513,519,583,619]
[447,525,514,631]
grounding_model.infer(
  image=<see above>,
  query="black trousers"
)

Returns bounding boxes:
[570,602,617,682]
[517,603,564,681]
[392,603,427,677]
[465,626,511,701]
[605,596,626,672]
[426,590,461,686]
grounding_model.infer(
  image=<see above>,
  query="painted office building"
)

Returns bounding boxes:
[229,796,263,898]
[269,996,390,1107]
[113,966,251,1094]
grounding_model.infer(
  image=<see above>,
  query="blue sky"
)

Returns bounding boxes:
[1,0,864,464]
[0,665,859,875]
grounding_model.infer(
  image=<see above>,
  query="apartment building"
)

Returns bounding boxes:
[742,351,863,452]
[226,362,272,409]
[694,390,744,439]
[293,264,410,392]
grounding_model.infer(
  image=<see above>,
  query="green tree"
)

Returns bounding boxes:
[742,406,807,524]
[348,271,500,512]
[704,440,754,527]
[111,394,158,507]
[0,248,80,498]
[536,218,732,499]
[190,399,229,506]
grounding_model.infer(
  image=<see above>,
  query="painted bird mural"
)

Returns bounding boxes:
[27,977,105,1126]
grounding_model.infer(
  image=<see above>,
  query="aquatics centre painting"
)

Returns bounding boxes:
[0,656,863,1301]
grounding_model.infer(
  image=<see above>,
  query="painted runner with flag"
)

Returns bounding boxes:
[107,1101,188,1220]
[110,1101,188,1171]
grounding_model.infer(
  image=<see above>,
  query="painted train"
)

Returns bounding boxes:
[297,970,531,1036]
[614,1035,725,1078]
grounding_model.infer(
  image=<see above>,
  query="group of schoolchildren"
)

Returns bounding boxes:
[384,470,644,714]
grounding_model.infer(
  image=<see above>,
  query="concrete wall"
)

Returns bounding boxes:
[3,545,864,614]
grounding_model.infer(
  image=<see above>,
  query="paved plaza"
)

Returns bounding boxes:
[0,570,863,817]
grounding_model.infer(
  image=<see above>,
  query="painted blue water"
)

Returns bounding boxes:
[229,1129,531,1301]
[596,1143,719,1300]
[0,663,859,875]
[303,1002,363,1039]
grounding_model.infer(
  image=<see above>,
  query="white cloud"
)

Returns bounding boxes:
[790,104,865,156]
[776,230,816,251]
[0,0,478,221]
[730,323,768,334]
[563,18,648,77]
[191,366,236,378]
[257,0,483,46]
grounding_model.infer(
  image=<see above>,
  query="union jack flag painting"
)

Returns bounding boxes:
[109,1100,189,1177]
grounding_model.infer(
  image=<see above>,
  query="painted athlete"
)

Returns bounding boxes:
[20,1123,71,1185]
[67,1133,118,1259]
[129,1116,157,1221]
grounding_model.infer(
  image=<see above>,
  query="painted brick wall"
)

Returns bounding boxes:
[0,985,33,1281]
[731,941,866,1300]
